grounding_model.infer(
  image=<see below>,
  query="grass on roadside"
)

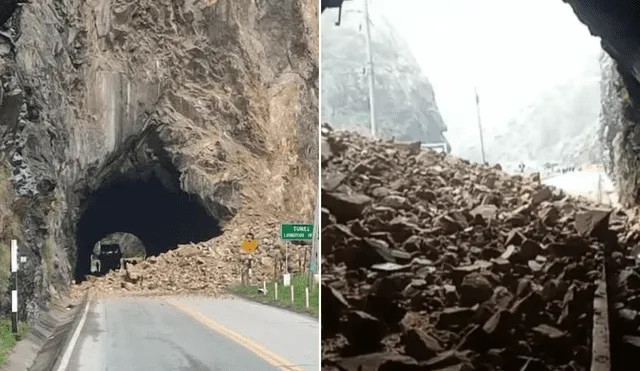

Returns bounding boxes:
[0,319,29,366]
[229,273,319,317]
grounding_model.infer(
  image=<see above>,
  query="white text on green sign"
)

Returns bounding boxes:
[281,223,314,240]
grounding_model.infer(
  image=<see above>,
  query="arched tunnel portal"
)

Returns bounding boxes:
[74,164,222,281]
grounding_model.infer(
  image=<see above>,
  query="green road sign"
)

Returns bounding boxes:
[281,223,314,240]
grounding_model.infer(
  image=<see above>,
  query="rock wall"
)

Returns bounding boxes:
[598,52,640,207]
[0,0,317,319]
[564,0,640,206]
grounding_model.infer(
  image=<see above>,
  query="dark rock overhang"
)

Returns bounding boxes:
[563,0,640,84]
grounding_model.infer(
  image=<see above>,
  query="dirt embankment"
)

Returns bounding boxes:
[320,125,640,371]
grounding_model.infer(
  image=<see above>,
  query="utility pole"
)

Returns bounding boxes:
[474,87,487,164]
[363,0,377,138]
[597,173,603,204]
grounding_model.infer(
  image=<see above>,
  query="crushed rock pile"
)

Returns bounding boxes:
[320,124,634,371]
[72,219,308,297]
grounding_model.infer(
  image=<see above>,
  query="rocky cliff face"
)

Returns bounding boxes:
[320,1,447,143]
[598,52,638,204]
[563,0,640,206]
[0,0,317,319]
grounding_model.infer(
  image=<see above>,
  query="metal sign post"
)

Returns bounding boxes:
[285,242,289,274]
[241,234,257,285]
[307,194,319,288]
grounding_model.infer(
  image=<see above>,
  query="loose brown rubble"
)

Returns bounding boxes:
[71,219,308,298]
[320,125,636,371]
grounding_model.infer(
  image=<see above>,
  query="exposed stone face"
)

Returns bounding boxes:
[563,0,640,206]
[599,54,627,198]
[599,54,640,207]
[0,0,317,319]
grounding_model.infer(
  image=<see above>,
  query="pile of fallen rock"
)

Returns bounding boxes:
[320,125,630,371]
[72,220,309,297]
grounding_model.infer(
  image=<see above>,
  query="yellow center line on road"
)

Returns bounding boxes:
[163,298,307,371]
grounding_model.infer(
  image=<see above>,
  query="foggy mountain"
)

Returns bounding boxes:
[321,3,447,143]
[461,52,602,169]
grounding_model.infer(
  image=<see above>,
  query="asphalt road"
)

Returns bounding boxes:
[59,296,319,371]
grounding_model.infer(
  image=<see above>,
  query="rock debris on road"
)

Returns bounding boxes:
[71,233,307,299]
[320,125,640,371]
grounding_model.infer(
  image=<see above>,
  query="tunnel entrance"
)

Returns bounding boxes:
[75,164,222,281]
[89,232,146,276]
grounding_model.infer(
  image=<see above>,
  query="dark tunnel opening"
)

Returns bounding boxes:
[74,169,222,281]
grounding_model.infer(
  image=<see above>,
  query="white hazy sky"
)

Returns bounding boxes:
[338,0,603,150]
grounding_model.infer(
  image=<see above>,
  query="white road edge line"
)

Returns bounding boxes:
[54,299,91,371]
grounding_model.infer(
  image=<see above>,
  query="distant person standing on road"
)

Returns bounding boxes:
[519,162,525,173]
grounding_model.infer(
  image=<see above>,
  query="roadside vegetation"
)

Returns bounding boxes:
[229,272,319,317]
[0,160,24,289]
[0,161,29,366]
[0,243,9,296]
[0,319,29,365]
[0,162,20,294]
